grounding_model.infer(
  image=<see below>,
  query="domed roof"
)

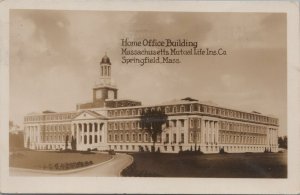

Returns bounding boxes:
[100,54,111,65]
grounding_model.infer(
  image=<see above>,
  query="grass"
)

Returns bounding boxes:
[10,150,112,171]
[122,152,287,178]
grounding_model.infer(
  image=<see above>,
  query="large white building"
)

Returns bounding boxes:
[23,54,279,153]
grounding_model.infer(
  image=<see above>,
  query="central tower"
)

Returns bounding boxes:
[92,54,118,106]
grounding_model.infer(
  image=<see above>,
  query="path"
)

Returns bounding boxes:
[10,153,133,177]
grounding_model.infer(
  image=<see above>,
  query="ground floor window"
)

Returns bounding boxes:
[84,135,87,144]
[89,135,92,144]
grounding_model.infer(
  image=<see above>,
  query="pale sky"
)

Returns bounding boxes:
[9,10,287,136]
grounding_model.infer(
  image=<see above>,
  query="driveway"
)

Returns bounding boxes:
[10,153,133,177]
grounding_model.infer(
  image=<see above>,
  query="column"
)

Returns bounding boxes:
[97,122,100,143]
[76,123,79,149]
[205,120,209,143]
[91,122,94,145]
[210,121,213,144]
[87,123,90,145]
[81,123,84,145]
[201,118,205,144]
[215,121,219,144]
[37,126,40,143]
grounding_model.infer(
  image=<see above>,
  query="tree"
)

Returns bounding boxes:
[65,135,69,150]
[278,136,287,149]
[27,137,30,148]
[140,109,168,152]
[71,136,76,150]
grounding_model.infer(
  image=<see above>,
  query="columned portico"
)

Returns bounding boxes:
[71,113,107,151]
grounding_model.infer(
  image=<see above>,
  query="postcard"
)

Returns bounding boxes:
[0,0,299,194]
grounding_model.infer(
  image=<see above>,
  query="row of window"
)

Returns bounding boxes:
[81,135,102,144]
[40,134,71,142]
[219,121,268,134]
[219,134,266,145]
[107,104,278,125]
[108,119,187,131]
[108,132,186,144]
[25,113,77,122]
[44,125,71,132]
[108,133,155,143]
[75,123,103,132]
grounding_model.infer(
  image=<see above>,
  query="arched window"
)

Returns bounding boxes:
[94,123,98,132]
[165,107,170,113]
[173,106,177,113]
[84,135,87,144]
[94,135,97,143]
[180,106,185,112]
[89,135,92,144]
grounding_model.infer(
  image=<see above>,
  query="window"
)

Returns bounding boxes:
[181,133,184,143]
[114,123,118,130]
[120,134,123,141]
[84,135,87,144]
[138,134,142,142]
[94,123,98,132]
[173,133,177,143]
[144,134,148,142]
[89,135,92,144]
[190,119,194,128]
[94,135,97,143]
[180,106,185,112]
[132,134,136,141]
[165,133,169,143]
[165,107,170,113]
[132,110,136,115]
[198,119,201,128]
[120,122,124,130]
[99,135,102,142]
[114,134,118,142]
[180,120,184,128]
[173,120,177,127]
[132,121,136,129]
[173,106,177,113]
[126,134,129,142]
[190,132,193,142]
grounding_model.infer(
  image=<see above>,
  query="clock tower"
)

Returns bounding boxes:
[92,53,118,107]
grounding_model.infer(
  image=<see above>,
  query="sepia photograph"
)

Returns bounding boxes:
[0,0,299,194]
[9,9,287,178]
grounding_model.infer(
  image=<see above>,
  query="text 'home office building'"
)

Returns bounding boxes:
[23,54,279,153]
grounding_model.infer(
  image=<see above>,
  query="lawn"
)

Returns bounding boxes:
[10,150,112,171]
[122,152,287,178]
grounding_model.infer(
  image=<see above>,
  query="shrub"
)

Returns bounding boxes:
[156,147,161,153]
[108,149,116,155]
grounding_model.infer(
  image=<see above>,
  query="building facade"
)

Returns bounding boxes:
[23,54,279,153]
